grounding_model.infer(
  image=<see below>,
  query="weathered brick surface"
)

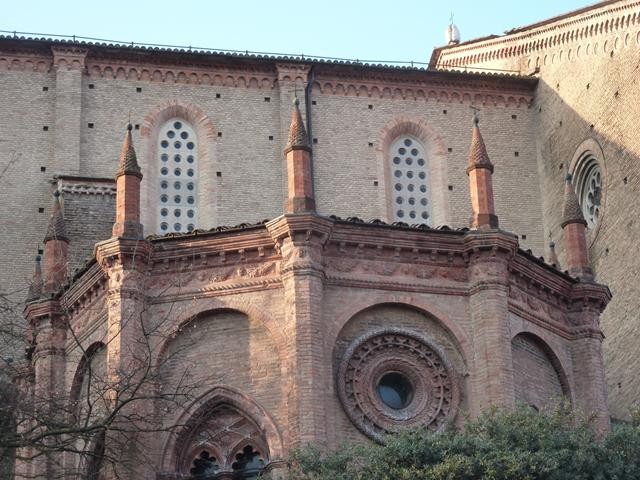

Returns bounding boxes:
[434,0,639,420]
[512,334,564,409]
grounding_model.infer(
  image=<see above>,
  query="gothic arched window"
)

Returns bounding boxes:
[157,119,198,234]
[389,136,431,224]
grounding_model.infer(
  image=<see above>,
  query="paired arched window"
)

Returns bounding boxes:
[157,119,198,234]
[389,136,431,224]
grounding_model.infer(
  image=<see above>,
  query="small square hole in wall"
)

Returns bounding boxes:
[447,147,452,153]
[442,109,447,114]
[216,171,222,177]
[268,135,274,141]
[217,132,222,137]
[42,126,48,131]
[38,207,44,213]
[88,123,94,129]
[42,86,48,92]
[215,93,221,99]
[368,104,373,110]
[38,248,43,255]
[312,138,318,144]
[134,124,140,130]
[368,142,373,147]
[521,234,527,240]
[311,100,317,105]
[559,163,564,170]
[590,124,594,130]
[40,166,46,172]
[136,87,142,93]
[448,185,454,191]
[514,151,519,157]
[373,180,378,186]
[559,120,563,126]
[88,84,95,89]
[624,176,628,185]
[511,114,517,119]
[264,97,271,102]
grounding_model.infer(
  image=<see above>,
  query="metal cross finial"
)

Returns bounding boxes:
[470,105,480,124]
[450,12,454,26]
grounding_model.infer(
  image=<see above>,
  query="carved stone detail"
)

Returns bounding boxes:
[337,328,459,443]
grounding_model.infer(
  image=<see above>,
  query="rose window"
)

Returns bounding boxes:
[573,155,602,229]
[337,328,459,443]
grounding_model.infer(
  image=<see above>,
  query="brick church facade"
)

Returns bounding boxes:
[2,0,638,478]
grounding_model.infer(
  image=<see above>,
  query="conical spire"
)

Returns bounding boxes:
[561,174,586,227]
[116,123,142,178]
[286,97,310,151]
[467,112,494,173]
[44,191,68,243]
[26,254,43,302]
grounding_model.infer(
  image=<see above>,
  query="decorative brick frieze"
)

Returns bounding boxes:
[435,1,640,70]
[51,45,87,71]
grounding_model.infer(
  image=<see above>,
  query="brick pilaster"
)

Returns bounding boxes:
[51,46,87,174]
[95,237,152,478]
[23,300,68,478]
[267,214,332,446]
[465,232,517,414]
[569,282,611,432]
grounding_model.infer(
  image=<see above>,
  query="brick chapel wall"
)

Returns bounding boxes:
[60,191,115,272]
[511,334,565,409]
[323,290,470,447]
[0,51,545,350]
[310,82,543,248]
[435,0,640,419]
[0,67,57,359]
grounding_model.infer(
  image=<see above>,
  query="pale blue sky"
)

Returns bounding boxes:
[3,1,591,64]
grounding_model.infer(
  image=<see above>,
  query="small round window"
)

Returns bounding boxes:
[573,154,602,229]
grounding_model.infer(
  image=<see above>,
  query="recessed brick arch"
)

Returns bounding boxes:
[159,385,285,473]
[510,330,572,406]
[154,299,286,371]
[376,117,449,226]
[332,295,472,371]
[139,100,218,235]
[68,341,106,408]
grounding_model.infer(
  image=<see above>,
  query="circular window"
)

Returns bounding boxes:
[181,131,189,140]
[377,372,414,410]
[389,136,430,225]
[167,131,175,139]
[337,329,458,442]
[161,154,169,162]
[574,154,602,229]
[173,121,182,129]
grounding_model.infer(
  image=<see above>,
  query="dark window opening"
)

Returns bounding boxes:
[190,451,219,478]
[232,445,265,480]
[377,372,414,410]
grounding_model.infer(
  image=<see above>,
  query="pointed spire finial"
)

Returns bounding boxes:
[467,109,493,173]
[26,254,43,302]
[116,122,142,178]
[44,190,68,243]
[286,97,310,151]
[561,173,587,228]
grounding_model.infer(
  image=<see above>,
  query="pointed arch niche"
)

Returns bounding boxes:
[140,101,218,235]
[161,387,284,479]
[377,118,449,226]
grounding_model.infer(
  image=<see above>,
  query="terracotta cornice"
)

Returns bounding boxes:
[23,297,63,322]
[95,236,153,271]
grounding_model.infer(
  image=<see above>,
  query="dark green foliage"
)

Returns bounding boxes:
[288,405,640,480]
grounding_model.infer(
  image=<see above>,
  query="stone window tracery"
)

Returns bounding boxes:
[177,404,269,479]
[389,136,431,224]
[157,119,198,233]
[573,153,602,229]
[337,328,459,443]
